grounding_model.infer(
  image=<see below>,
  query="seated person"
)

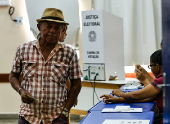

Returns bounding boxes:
[134,39,163,86]
[100,49,163,124]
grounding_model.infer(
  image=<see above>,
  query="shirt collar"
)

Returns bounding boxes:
[156,74,163,78]
[32,39,64,51]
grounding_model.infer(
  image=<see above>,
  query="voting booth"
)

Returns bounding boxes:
[82,10,125,81]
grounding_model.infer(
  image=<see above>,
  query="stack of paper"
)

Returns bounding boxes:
[102,106,143,113]
[103,119,150,124]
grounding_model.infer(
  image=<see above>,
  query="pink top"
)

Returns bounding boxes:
[151,74,163,113]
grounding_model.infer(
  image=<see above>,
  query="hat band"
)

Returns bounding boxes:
[41,16,64,21]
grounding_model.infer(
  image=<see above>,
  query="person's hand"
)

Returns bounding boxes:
[135,65,149,78]
[112,89,123,97]
[100,94,120,104]
[135,65,145,73]
[135,65,148,78]
[139,81,144,86]
[20,89,34,104]
[135,65,154,83]
[135,69,146,82]
[59,113,68,122]
[73,98,78,107]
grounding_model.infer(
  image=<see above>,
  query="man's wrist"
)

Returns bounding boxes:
[121,92,125,97]
[61,108,69,118]
[18,88,23,95]
[63,108,69,112]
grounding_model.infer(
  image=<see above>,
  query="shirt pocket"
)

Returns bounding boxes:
[22,61,37,79]
[51,63,69,86]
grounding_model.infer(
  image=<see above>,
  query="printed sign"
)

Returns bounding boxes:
[82,10,105,63]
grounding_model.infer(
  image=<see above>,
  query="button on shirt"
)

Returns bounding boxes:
[11,40,82,124]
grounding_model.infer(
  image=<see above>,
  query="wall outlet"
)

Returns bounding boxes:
[15,17,23,25]
[0,0,11,6]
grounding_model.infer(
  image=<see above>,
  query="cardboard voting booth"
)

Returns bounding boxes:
[82,10,125,81]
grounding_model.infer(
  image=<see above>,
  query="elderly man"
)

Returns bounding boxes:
[9,8,82,124]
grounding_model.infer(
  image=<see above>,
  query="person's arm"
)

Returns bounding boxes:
[112,84,160,100]
[65,49,82,109]
[60,49,82,120]
[113,96,156,103]
[9,71,22,93]
[140,79,151,86]
[100,94,156,104]
[9,46,34,104]
[9,72,34,104]
[65,78,81,110]
[66,79,71,91]
[66,79,78,107]
[60,78,81,120]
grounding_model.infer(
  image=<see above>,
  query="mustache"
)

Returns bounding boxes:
[47,35,56,37]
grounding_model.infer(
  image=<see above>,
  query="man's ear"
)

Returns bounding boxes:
[37,24,40,31]
[156,64,160,71]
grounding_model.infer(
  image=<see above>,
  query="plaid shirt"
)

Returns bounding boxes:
[11,40,82,124]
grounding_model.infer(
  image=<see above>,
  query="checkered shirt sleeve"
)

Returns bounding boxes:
[68,48,82,79]
[11,46,22,73]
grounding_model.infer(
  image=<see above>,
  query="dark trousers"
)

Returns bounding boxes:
[154,113,163,124]
[18,116,69,124]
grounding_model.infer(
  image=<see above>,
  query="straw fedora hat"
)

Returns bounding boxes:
[36,8,69,25]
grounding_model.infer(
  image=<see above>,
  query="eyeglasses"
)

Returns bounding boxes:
[148,64,156,69]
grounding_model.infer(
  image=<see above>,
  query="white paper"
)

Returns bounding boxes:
[114,106,130,111]
[123,85,139,89]
[102,108,143,113]
[103,119,150,124]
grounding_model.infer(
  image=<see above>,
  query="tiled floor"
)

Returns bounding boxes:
[0,114,83,124]
[0,119,80,124]
[0,119,18,124]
